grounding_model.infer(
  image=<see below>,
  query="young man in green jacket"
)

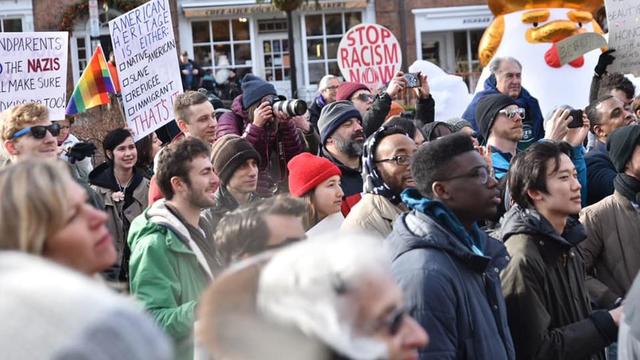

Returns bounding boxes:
[128,137,219,360]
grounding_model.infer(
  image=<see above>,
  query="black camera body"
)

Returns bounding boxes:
[266,95,308,117]
[568,109,583,128]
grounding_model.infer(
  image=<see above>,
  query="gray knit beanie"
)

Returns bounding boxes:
[317,101,362,144]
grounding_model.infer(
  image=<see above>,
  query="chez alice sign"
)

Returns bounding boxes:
[182,0,368,17]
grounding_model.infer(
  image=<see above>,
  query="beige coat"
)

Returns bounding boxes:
[579,191,640,308]
[341,193,407,239]
[92,178,149,278]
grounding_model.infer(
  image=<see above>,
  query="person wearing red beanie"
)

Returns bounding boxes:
[287,152,344,234]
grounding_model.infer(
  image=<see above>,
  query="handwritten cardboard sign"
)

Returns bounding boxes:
[605,0,640,75]
[556,32,607,66]
[109,0,182,140]
[337,24,402,91]
[0,32,68,119]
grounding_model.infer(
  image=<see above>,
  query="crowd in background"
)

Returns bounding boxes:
[2,43,640,360]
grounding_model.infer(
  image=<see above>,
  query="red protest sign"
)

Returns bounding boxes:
[337,24,402,91]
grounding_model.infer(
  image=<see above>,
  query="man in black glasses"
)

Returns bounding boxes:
[342,126,416,239]
[385,133,515,360]
[1,103,60,163]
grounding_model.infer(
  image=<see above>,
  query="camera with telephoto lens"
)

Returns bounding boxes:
[266,95,308,117]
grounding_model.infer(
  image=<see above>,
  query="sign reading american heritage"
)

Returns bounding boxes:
[337,24,402,91]
[109,0,182,140]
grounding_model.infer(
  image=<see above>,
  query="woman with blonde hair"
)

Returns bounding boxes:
[0,159,116,276]
[287,152,344,235]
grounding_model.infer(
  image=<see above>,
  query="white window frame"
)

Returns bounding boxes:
[301,10,364,89]
[190,18,254,75]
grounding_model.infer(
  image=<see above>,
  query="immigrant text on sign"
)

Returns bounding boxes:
[337,24,402,91]
[605,0,640,76]
[109,0,182,141]
[0,32,68,119]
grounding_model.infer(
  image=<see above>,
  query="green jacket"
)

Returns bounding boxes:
[128,200,213,360]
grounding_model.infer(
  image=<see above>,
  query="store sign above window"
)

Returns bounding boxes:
[183,0,367,18]
[462,17,492,25]
[337,23,402,91]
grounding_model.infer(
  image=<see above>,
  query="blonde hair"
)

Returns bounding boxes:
[173,90,209,124]
[0,102,49,141]
[0,159,73,254]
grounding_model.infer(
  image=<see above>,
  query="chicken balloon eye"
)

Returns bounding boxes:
[533,22,539,27]
[578,22,583,27]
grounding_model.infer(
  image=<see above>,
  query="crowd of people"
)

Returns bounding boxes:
[2,45,640,360]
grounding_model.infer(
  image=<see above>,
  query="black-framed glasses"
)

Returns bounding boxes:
[498,107,525,120]
[12,123,61,140]
[375,155,411,166]
[354,93,375,103]
[438,165,491,185]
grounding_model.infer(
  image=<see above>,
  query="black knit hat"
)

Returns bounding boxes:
[211,135,261,184]
[475,94,518,140]
[607,125,640,173]
[241,74,277,110]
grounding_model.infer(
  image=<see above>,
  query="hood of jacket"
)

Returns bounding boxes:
[500,205,586,248]
[387,211,510,273]
[129,200,213,279]
[88,162,144,192]
[230,94,250,125]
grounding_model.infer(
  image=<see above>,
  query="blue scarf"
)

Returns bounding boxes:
[402,189,486,256]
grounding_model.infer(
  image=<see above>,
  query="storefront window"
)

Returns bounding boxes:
[304,11,362,85]
[421,29,484,91]
[1,18,22,32]
[192,19,252,100]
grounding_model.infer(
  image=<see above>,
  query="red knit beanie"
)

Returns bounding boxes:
[336,82,370,101]
[287,152,342,197]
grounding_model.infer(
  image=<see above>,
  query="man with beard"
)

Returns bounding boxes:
[385,133,515,359]
[476,93,523,180]
[148,90,217,204]
[342,126,417,239]
[317,101,365,213]
[128,137,220,360]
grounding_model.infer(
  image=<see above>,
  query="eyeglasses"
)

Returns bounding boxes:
[438,165,491,185]
[323,85,339,91]
[375,154,411,166]
[12,123,61,140]
[353,93,375,103]
[498,107,525,120]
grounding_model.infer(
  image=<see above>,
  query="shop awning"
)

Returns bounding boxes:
[182,0,368,18]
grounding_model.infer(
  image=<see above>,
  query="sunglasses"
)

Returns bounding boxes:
[12,123,61,140]
[353,93,375,103]
[498,108,526,120]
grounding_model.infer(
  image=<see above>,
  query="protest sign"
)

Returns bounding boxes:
[337,24,402,91]
[556,32,607,66]
[605,0,640,75]
[0,32,68,119]
[109,0,182,141]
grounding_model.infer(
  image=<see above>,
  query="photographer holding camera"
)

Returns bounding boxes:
[216,74,304,197]
[336,71,434,138]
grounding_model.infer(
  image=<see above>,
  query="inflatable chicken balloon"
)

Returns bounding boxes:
[476,0,604,116]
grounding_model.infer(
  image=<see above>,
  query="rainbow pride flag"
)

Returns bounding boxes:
[66,45,116,115]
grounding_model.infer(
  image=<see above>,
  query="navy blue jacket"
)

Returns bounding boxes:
[385,211,515,360]
[585,141,616,206]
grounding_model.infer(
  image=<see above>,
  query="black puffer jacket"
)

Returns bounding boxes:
[499,206,617,360]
